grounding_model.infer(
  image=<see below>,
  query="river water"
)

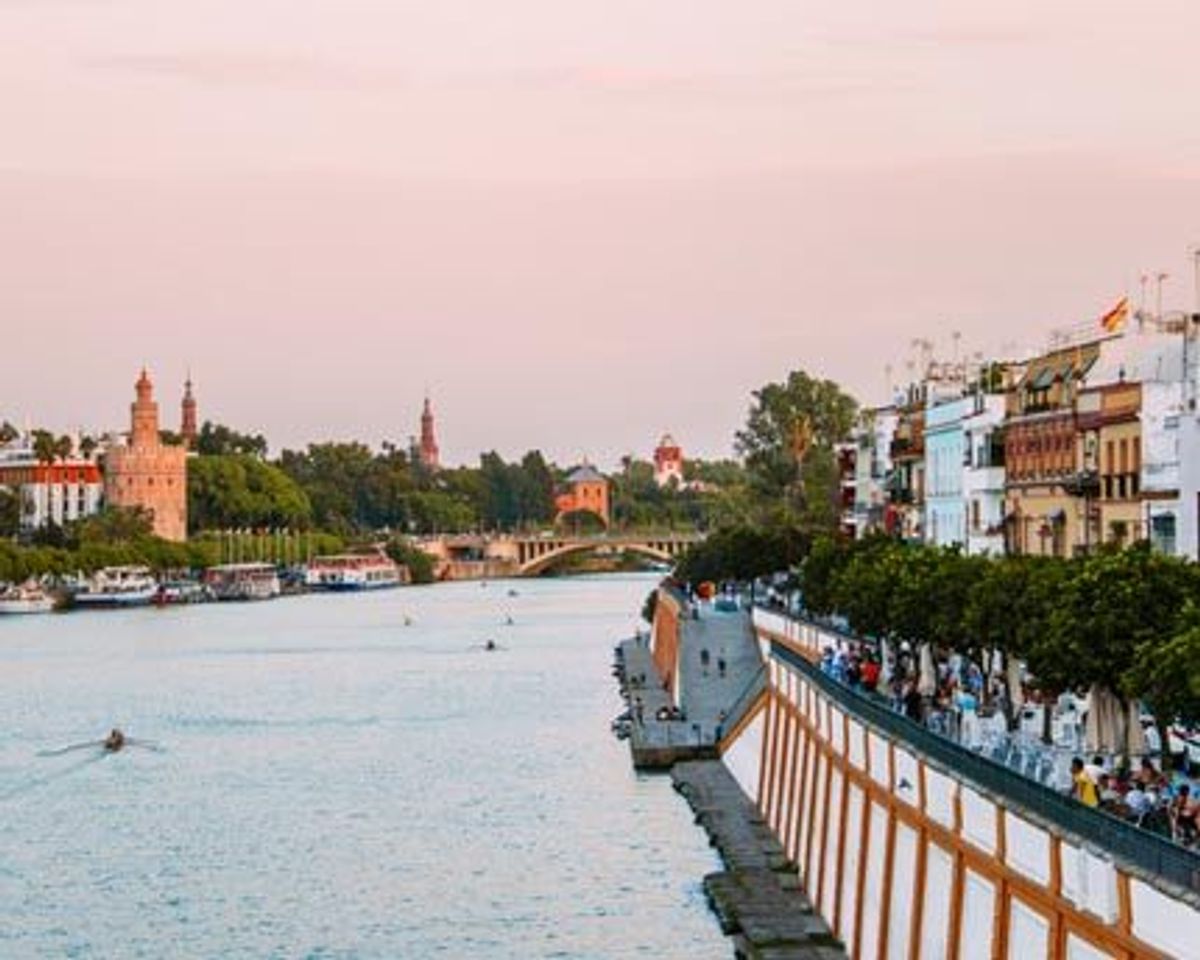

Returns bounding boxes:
[0,574,727,959]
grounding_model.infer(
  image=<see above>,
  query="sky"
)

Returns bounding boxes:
[3,1,1199,467]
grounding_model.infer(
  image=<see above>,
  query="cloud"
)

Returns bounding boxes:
[84,53,404,92]
[470,64,914,101]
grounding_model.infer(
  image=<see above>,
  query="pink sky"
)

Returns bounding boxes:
[3,1,1199,465]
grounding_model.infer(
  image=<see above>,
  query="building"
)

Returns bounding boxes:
[419,395,440,470]
[850,405,898,538]
[924,393,971,548]
[1003,341,1101,556]
[103,369,188,542]
[962,390,1008,555]
[0,434,103,531]
[554,462,610,528]
[887,383,929,541]
[653,434,684,488]
[835,442,856,538]
[180,376,198,449]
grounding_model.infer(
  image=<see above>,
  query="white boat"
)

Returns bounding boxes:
[0,581,57,615]
[305,551,405,591]
[73,566,158,608]
[205,563,281,602]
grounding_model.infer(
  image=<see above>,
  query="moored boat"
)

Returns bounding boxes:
[154,580,210,605]
[305,551,405,591]
[73,566,158,608]
[205,563,281,601]
[0,581,57,615]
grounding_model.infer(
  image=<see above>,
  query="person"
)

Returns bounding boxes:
[860,657,880,692]
[717,657,727,678]
[634,698,644,726]
[103,728,126,753]
[484,639,497,651]
[1071,757,1099,807]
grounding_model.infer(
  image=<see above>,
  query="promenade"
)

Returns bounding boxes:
[615,594,844,959]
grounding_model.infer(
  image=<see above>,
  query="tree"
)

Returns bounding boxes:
[0,488,19,538]
[0,421,18,444]
[735,369,857,534]
[196,421,269,458]
[1126,622,1200,766]
[384,537,436,584]
[188,454,313,532]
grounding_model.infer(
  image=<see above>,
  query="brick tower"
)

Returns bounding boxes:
[104,369,188,541]
[180,375,198,450]
[419,395,440,470]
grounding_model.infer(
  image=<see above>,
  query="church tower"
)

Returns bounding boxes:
[419,395,440,470]
[180,375,198,450]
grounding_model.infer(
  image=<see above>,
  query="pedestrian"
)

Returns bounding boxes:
[634,697,644,726]
[717,657,726,678]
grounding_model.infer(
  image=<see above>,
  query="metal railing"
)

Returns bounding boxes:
[769,636,1200,894]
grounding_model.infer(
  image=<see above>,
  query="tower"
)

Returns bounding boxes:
[419,395,440,470]
[653,433,684,488]
[104,369,188,542]
[130,368,159,449]
[181,375,198,450]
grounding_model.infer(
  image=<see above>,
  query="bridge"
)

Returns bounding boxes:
[416,532,703,579]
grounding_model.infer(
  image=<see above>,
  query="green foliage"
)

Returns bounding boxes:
[0,487,19,538]
[188,454,312,532]
[735,369,857,534]
[675,525,808,585]
[641,589,658,625]
[384,537,436,584]
[196,421,269,457]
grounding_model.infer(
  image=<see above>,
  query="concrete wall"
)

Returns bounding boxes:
[724,608,1200,959]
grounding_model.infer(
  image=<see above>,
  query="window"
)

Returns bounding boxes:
[1119,438,1128,474]
[1106,440,1115,474]
[1117,475,1126,500]
[1104,476,1113,500]
[1133,436,1141,473]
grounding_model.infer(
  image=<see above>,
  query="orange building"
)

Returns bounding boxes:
[554,463,610,528]
[104,369,189,542]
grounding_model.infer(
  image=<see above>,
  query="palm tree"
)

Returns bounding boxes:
[31,430,57,530]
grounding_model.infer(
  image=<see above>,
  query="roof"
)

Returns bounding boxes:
[566,464,606,484]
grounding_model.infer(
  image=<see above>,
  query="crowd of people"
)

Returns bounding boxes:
[814,635,1200,849]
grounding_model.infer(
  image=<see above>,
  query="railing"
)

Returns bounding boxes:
[768,636,1200,893]
[720,662,768,739]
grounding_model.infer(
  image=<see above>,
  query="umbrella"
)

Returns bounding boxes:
[917,643,937,697]
[1125,700,1147,758]
[1006,657,1025,713]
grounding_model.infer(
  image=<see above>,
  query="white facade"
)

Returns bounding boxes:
[0,437,104,531]
[924,394,970,548]
[963,394,1007,555]
[851,406,897,538]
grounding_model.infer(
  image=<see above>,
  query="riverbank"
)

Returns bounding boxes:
[619,587,844,958]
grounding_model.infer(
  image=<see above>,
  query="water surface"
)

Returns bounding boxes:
[0,574,726,958]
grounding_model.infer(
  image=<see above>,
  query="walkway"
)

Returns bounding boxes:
[616,636,715,768]
[677,605,765,743]
[673,761,844,959]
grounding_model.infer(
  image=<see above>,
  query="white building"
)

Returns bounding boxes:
[851,405,897,537]
[0,435,105,531]
[962,393,1007,555]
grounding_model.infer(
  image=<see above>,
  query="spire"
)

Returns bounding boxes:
[419,394,440,470]
[181,371,198,449]
[130,367,159,449]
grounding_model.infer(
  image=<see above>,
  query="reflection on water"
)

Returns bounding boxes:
[0,574,727,958]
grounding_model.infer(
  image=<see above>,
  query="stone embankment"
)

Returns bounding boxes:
[673,760,843,960]
[614,593,845,959]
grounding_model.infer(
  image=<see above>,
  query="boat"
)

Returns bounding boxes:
[304,551,405,591]
[154,579,210,605]
[72,566,158,608]
[0,581,57,615]
[204,563,281,602]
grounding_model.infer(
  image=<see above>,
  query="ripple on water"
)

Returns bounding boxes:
[1,576,728,959]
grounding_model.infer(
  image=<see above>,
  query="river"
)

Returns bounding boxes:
[0,574,728,959]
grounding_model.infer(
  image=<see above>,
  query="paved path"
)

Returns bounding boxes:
[677,605,765,742]
[673,760,845,960]
[616,636,713,767]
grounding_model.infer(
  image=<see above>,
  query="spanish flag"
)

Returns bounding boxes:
[1099,296,1129,333]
